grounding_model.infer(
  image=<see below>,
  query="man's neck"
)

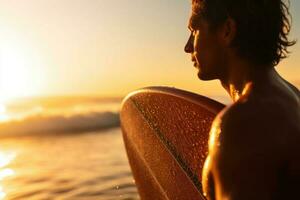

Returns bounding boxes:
[220,59,274,102]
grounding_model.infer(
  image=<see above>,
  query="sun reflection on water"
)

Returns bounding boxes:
[0,151,16,200]
[0,152,16,168]
[0,186,5,199]
[0,169,14,181]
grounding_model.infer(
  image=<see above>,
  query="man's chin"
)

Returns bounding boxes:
[197,70,215,81]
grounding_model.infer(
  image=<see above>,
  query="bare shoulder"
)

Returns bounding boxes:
[211,101,275,154]
[210,92,300,162]
[216,94,299,143]
[205,96,300,199]
[220,82,299,131]
[282,78,300,98]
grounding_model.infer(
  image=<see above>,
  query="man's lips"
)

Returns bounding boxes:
[191,58,198,68]
[193,62,198,69]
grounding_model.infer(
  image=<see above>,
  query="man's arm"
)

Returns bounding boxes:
[203,104,283,200]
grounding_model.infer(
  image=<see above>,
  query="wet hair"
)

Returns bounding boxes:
[191,0,296,67]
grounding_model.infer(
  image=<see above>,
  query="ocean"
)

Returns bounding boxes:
[0,97,139,200]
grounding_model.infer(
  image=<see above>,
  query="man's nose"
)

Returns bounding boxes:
[184,35,193,53]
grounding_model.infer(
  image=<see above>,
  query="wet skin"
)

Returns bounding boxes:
[185,13,300,200]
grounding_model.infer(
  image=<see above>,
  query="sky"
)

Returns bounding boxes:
[0,0,299,101]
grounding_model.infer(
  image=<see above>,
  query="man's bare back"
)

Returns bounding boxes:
[185,0,299,199]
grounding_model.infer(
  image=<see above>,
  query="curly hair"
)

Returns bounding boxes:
[191,0,296,67]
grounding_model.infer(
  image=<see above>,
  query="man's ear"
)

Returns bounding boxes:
[220,17,236,47]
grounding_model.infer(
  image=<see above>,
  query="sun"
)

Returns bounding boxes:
[0,28,45,101]
[0,46,32,99]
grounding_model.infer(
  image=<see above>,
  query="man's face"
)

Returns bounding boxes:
[185,13,226,81]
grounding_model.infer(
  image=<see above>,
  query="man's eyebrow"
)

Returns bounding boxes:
[188,19,195,30]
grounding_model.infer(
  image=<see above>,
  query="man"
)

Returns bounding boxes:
[184,0,300,199]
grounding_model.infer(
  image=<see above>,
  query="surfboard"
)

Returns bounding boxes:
[120,86,225,200]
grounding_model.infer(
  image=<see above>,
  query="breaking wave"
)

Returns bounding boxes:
[0,111,120,137]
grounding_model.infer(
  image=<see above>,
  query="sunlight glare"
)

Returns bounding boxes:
[0,105,5,114]
[0,186,5,200]
[0,104,9,122]
[0,28,45,101]
[0,152,16,168]
[0,151,16,200]
[0,169,14,181]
